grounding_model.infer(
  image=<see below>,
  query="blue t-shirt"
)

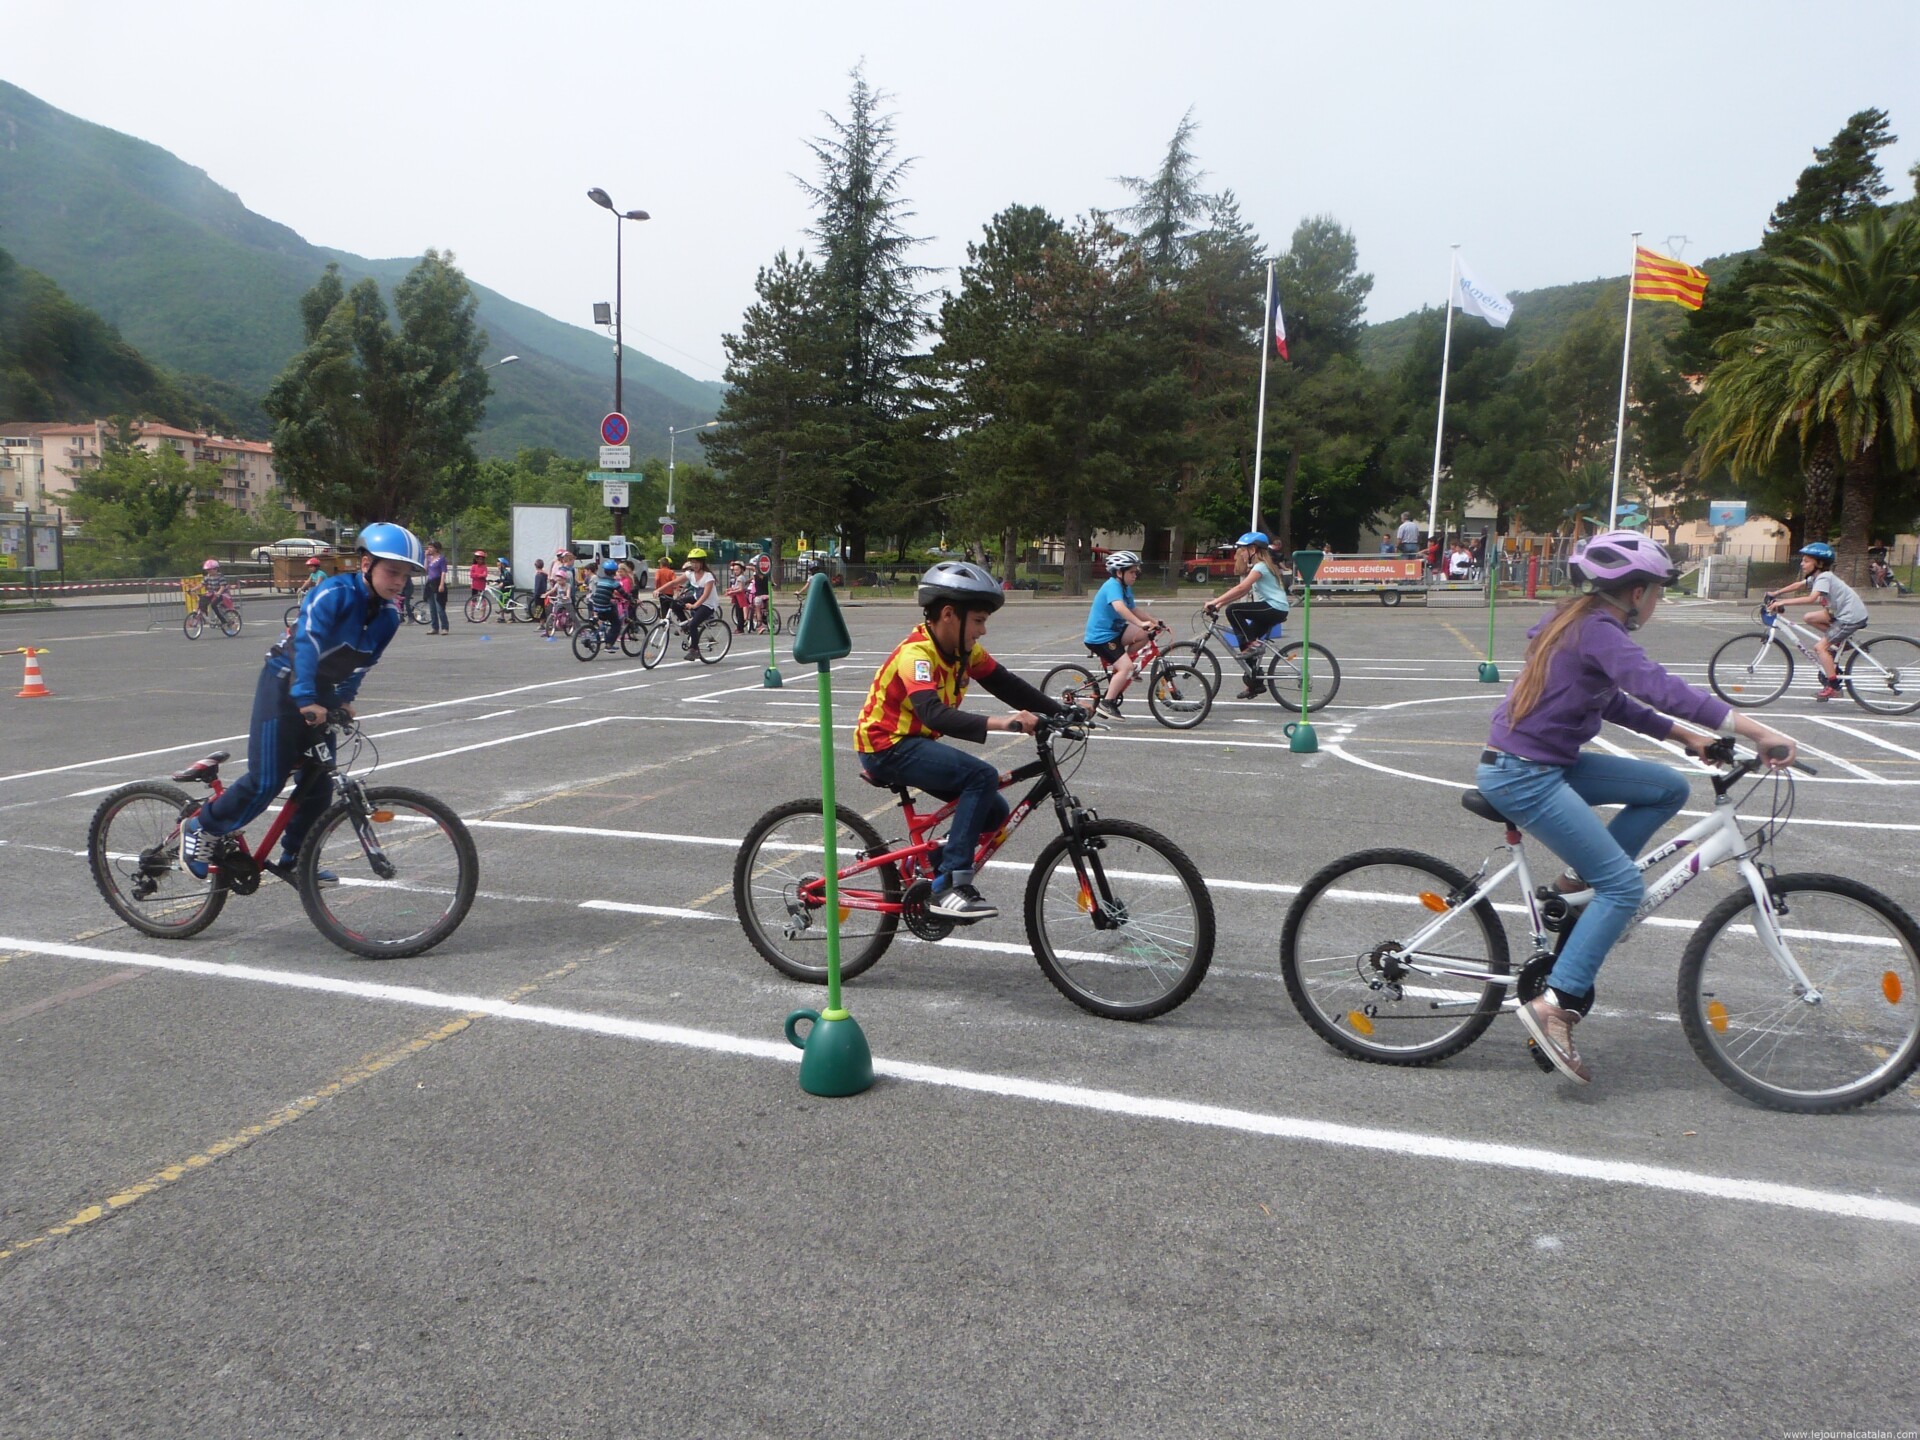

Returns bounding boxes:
[1083,577,1135,645]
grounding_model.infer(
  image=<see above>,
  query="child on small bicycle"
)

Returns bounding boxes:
[183,524,427,883]
[590,559,623,646]
[1764,542,1869,701]
[856,562,1069,923]
[1082,550,1168,720]
[1203,531,1290,699]
[199,559,233,613]
[1475,530,1796,1085]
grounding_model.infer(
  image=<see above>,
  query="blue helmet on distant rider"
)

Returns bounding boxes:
[1236,531,1269,547]
[1798,542,1836,567]
[601,559,620,575]
[358,522,427,572]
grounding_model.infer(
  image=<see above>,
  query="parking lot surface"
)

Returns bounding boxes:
[3,592,1917,1436]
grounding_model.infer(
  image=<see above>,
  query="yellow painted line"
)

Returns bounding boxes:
[1438,620,1486,661]
[0,959,582,1267]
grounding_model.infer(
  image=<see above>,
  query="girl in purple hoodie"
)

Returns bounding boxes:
[1476,531,1796,1084]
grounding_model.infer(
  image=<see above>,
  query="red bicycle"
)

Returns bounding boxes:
[1038,625,1213,730]
[732,711,1214,1020]
[87,711,478,958]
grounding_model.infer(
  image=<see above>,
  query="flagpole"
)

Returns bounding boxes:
[1426,245,1459,544]
[1250,260,1274,533]
[1608,231,1641,530]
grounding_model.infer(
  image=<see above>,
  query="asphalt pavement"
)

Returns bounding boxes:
[2,590,1917,1438]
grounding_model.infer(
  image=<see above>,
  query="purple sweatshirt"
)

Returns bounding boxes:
[1487,608,1729,767]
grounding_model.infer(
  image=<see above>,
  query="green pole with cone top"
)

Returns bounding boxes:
[782,574,872,1097]
[1479,561,1501,683]
[762,560,784,687]
[1289,550,1324,753]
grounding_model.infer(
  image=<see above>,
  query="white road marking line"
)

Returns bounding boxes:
[1784,738,1883,782]
[363,717,620,773]
[468,709,519,723]
[580,900,727,921]
[471,820,738,847]
[1798,715,1920,762]
[2,933,1914,1229]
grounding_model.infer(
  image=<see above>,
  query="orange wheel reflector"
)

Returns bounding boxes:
[838,905,850,924]
[370,810,394,823]
[1077,886,1094,913]
[1347,1011,1374,1036]
[1884,971,1905,1005]
[1419,892,1449,913]
[1707,1000,1729,1034]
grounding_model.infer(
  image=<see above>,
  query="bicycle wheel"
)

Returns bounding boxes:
[572,625,602,661]
[639,621,670,668]
[767,606,783,636]
[1846,635,1920,716]
[87,782,227,939]
[1158,640,1221,695]
[1679,873,1920,1112]
[1708,632,1793,707]
[1264,641,1340,713]
[733,798,900,983]
[573,590,594,623]
[1280,848,1510,1064]
[697,621,733,663]
[285,604,301,629]
[633,597,661,625]
[297,784,478,959]
[183,611,204,640]
[464,593,491,623]
[618,619,648,657]
[1023,818,1214,1020]
[1146,661,1213,729]
[409,601,434,626]
[219,604,243,637]
[1039,663,1101,712]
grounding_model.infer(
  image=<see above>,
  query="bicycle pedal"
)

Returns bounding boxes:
[1525,1038,1557,1074]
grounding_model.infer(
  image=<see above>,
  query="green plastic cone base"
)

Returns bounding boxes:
[763,665,784,688]
[1478,661,1501,683]
[1288,722,1319,754]
[785,1008,873,1096]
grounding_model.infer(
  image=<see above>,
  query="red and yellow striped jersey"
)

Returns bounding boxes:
[854,624,998,754]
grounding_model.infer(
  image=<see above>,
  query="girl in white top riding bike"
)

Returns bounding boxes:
[1203,532,1290,699]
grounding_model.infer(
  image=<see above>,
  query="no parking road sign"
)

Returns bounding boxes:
[601,413,629,447]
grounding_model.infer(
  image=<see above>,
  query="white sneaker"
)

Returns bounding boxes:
[927,883,998,923]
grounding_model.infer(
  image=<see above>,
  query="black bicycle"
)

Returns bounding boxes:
[87,711,478,959]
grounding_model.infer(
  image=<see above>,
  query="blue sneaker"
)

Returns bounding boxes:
[180,815,213,880]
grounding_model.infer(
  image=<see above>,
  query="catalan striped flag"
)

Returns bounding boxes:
[1631,246,1708,310]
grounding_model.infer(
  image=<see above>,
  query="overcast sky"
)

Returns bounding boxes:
[10,1,1919,387]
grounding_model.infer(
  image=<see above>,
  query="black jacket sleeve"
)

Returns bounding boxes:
[910,689,989,744]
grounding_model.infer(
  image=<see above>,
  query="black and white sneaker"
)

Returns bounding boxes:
[1096,697,1125,721]
[927,883,998,923]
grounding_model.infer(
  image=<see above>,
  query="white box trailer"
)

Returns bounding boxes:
[511,504,571,580]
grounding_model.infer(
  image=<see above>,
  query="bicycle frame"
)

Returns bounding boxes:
[795,737,1124,928]
[1758,609,1855,667]
[1387,785,1819,1008]
[185,727,387,883]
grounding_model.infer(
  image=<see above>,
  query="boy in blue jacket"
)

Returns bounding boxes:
[182,523,426,881]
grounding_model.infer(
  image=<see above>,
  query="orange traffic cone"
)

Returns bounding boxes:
[16,647,51,698]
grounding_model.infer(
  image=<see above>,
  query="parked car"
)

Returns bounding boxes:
[1180,544,1241,583]
[250,536,333,564]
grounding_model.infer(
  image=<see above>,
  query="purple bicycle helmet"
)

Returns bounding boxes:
[1568,530,1678,592]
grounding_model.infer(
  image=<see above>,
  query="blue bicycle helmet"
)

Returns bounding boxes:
[601,559,620,575]
[1236,531,1269,546]
[1798,542,1836,565]
[358,522,427,571]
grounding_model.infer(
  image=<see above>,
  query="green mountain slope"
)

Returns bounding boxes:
[0,79,720,458]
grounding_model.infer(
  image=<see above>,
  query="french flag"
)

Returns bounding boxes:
[1269,283,1289,362]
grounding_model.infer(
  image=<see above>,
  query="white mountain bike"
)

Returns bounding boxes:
[1708,601,1920,715]
[1279,739,1920,1113]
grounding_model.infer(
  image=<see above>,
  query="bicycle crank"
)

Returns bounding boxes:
[901,878,955,942]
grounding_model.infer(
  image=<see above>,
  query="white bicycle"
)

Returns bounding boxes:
[1279,739,1920,1112]
[1708,601,1920,716]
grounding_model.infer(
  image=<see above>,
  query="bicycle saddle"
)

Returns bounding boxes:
[1460,789,1514,826]
[856,772,916,801]
[170,750,231,783]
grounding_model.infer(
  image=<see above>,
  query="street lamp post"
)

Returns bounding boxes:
[484,355,520,371]
[586,189,649,419]
[667,420,721,520]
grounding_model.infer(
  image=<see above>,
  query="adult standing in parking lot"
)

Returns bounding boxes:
[1395,511,1421,556]
[423,542,449,634]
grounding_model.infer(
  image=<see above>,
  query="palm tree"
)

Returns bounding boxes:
[1691,210,1920,561]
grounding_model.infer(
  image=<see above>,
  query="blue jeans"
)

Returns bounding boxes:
[427,588,449,631]
[197,667,334,859]
[860,737,1008,888]
[1474,750,1691,998]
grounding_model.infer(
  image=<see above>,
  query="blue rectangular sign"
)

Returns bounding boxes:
[1708,502,1748,529]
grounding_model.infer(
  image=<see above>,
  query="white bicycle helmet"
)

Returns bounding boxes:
[1105,550,1141,575]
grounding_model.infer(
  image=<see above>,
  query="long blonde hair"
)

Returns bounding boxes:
[1505,594,1607,723]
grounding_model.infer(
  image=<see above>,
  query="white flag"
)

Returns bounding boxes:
[1454,256,1514,329]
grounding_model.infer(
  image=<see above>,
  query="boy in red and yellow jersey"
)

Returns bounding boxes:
[855,562,1067,923]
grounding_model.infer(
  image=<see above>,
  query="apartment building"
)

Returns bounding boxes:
[0,420,324,531]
